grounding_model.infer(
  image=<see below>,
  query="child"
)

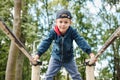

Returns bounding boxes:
[34,9,96,80]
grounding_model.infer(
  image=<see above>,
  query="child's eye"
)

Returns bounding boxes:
[60,21,63,23]
[64,21,68,24]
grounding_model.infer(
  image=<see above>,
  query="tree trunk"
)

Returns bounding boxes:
[5,0,21,80]
[112,39,120,80]
[15,52,24,80]
[14,1,23,80]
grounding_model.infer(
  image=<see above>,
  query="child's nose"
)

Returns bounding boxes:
[62,23,65,26]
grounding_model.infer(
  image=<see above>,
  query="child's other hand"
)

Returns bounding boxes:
[33,55,40,61]
[89,53,97,64]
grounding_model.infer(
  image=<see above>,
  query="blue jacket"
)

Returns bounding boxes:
[37,26,91,62]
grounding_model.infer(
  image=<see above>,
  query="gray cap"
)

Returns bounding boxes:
[56,9,72,19]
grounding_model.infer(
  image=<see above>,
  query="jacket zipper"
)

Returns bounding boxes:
[61,36,64,62]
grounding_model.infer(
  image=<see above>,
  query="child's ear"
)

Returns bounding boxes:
[70,20,72,24]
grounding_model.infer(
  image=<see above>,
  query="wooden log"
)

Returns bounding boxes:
[0,21,42,65]
[85,27,120,80]
[89,27,120,65]
[31,65,40,80]
[85,59,95,80]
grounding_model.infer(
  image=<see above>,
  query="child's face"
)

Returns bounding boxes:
[56,18,71,34]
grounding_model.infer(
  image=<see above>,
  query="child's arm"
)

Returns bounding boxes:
[33,29,55,60]
[72,29,91,54]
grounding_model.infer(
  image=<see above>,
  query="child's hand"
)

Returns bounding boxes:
[33,55,40,61]
[89,53,97,65]
[31,55,42,66]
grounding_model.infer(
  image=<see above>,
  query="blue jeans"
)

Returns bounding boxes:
[45,57,82,80]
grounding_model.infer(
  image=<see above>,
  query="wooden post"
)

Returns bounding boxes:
[85,27,120,79]
[31,65,40,80]
[85,59,95,80]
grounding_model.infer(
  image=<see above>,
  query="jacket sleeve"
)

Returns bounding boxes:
[37,30,54,56]
[72,29,91,54]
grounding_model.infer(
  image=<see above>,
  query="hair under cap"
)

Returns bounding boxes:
[56,9,72,19]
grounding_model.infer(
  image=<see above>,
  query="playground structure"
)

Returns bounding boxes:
[85,26,120,80]
[31,26,120,80]
[0,20,120,80]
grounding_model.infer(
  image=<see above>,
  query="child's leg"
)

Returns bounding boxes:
[63,59,83,80]
[45,57,62,80]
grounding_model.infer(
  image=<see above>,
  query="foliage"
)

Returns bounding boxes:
[0,0,14,79]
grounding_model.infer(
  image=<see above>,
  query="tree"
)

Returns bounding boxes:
[0,0,14,79]
[92,1,120,79]
[5,0,22,80]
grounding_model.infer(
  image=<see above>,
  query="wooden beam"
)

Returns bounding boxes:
[85,59,95,80]
[31,65,41,80]
[89,27,120,65]
[0,21,42,65]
